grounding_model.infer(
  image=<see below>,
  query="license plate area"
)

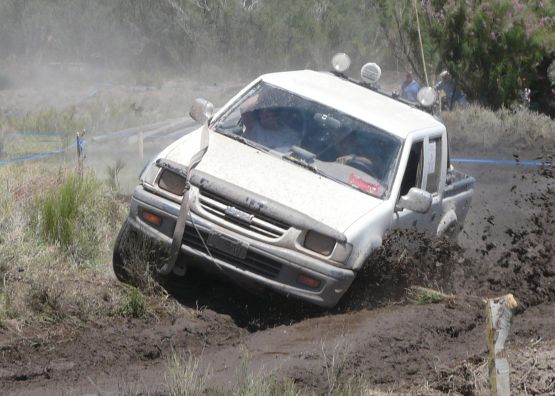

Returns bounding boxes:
[207,232,248,259]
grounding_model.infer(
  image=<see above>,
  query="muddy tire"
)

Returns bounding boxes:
[112,219,133,283]
[112,219,170,290]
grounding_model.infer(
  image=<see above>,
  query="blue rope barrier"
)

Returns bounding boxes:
[451,158,554,167]
[15,132,68,137]
[0,141,82,166]
[3,130,554,169]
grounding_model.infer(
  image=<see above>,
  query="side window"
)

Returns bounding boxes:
[425,137,442,194]
[400,141,423,196]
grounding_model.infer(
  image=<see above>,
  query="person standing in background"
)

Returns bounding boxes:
[400,72,420,102]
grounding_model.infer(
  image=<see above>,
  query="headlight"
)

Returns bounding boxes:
[304,231,336,256]
[158,169,187,195]
[139,160,160,185]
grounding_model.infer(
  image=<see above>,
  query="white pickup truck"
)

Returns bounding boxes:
[113,56,474,308]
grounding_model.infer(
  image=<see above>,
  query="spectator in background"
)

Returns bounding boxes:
[400,72,420,102]
[435,70,468,110]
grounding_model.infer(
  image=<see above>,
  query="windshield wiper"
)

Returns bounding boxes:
[282,154,320,173]
[215,127,269,152]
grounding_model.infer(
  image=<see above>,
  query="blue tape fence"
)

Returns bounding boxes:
[451,158,554,167]
[0,139,86,166]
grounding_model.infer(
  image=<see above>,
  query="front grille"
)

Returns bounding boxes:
[182,226,282,279]
[198,190,290,239]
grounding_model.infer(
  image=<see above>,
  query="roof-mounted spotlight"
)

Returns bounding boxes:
[331,53,351,74]
[416,86,438,107]
[360,62,381,85]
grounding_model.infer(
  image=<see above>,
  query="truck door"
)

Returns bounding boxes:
[393,135,444,234]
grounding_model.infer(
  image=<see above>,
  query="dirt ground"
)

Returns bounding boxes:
[1,71,554,395]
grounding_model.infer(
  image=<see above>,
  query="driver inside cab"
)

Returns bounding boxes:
[320,129,382,178]
[334,132,374,166]
[239,94,301,152]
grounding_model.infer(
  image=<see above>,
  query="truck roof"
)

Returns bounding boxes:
[260,70,445,139]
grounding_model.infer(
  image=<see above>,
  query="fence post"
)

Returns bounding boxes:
[486,294,518,396]
[76,129,85,176]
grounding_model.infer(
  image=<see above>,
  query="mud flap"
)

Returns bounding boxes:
[437,209,457,237]
[157,121,210,275]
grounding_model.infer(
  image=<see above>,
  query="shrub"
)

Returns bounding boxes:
[375,0,554,109]
[36,172,124,264]
[120,285,146,318]
[443,103,555,150]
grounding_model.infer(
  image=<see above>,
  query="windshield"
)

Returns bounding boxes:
[212,82,402,199]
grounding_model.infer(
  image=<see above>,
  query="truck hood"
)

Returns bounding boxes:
[164,129,384,233]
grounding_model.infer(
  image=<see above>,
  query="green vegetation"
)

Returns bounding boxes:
[163,348,383,396]
[120,285,147,318]
[166,352,210,396]
[443,103,555,149]
[407,286,453,305]
[8,107,83,135]
[2,0,553,109]
[0,0,387,77]
[375,0,554,109]
[36,172,121,264]
[0,162,133,325]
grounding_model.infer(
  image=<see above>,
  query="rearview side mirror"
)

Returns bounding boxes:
[397,187,432,213]
[189,98,214,124]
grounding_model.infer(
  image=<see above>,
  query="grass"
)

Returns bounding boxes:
[0,161,141,326]
[34,171,123,264]
[162,347,391,396]
[120,285,146,318]
[0,97,193,328]
[442,104,555,151]
[7,107,84,135]
[166,351,210,396]
[407,286,454,305]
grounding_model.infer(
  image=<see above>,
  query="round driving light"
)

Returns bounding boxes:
[331,53,351,73]
[417,87,438,107]
[203,101,214,119]
[360,62,382,84]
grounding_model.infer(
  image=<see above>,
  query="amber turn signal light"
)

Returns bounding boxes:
[297,274,321,289]
[142,210,162,226]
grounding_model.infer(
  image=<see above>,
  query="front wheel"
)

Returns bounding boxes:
[112,219,133,283]
[113,219,178,290]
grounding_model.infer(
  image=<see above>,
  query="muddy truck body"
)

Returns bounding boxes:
[113,64,474,308]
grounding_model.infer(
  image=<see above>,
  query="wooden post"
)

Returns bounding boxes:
[486,294,518,396]
[76,129,85,176]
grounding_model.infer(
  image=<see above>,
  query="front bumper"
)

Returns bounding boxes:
[128,185,355,308]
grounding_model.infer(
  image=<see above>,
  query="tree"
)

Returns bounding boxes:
[376,0,555,109]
